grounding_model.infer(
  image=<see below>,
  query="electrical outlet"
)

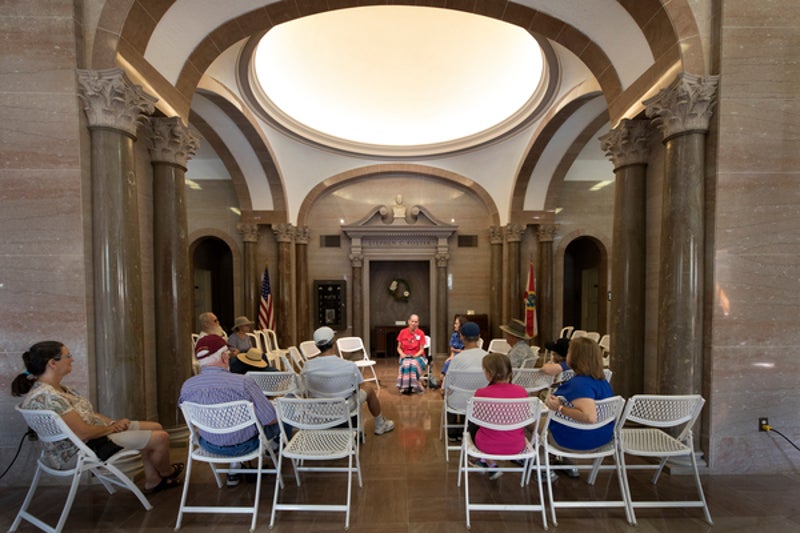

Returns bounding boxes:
[758,417,769,432]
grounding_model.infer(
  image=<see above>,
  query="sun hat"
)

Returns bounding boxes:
[236,347,268,369]
[499,320,532,340]
[194,334,228,360]
[232,316,254,331]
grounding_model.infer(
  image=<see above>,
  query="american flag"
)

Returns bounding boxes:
[258,264,275,331]
[524,261,538,338]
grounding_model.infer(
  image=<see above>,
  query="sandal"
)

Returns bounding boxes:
[143,476,180,495]
[164,462,184,480]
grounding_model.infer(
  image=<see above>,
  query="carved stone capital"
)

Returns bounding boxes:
[504,223,525,243]
[147,117,199,168]
[435,253,450,268]
[77,68,157,136]
[272,223,295,243]
[489,225,504,245]
[294,226,310,245]
[349,254,364,268]
[236,222,259,243]
[644,72,720,141]
[537,224,557,242]
[599,119,651,169]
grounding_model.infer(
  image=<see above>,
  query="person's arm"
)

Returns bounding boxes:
[246,380,277,426]
[60,410,118,441]
[545,394,597,424]
[540,362,563,376]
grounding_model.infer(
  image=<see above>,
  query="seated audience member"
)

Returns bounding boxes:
[541,337,571,376]
[197,311,225,338]
[180,334,283,486]
[499,319,535,368]
[11,341,180,495]
[303,327,395,435]
[442,321,488,440]
[227,315,255,355]
[440,314,466,378]
[229,347,277,375]
[396,313,427,394]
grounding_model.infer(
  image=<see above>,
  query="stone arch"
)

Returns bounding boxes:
[189,228,242,329]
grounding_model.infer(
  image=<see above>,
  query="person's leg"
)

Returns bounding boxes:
[365,387,381,417]
[141,430,172,489]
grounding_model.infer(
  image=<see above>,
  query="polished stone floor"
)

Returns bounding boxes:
[2,358,798,532]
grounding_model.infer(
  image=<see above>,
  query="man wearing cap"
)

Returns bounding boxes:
[302,327,395,435]
[499,319,535,368]
[442,321,487,440]
[179,334,283,486]
[541,337,571,376]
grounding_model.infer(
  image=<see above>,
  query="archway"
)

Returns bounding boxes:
[192,237,235,333]
[562,236,608,333]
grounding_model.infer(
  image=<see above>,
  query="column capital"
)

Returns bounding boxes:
[77,68,157,136]
[147,117,199,169]
[489,225,504,245]
[272,223,295,243]
[435,252,450,268]
[294,226,310,245]
[236,222,259,243]
[349,253,364,268]
[504,223,525,243]
[537,224,558,242]
[644,72,720,141]
[599,119,651,169]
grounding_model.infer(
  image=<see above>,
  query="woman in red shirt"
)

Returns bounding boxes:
[396,313,427,394]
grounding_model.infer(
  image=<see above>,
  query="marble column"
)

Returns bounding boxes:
[537,224,557,346]
[77,68,156,419]
[147,116,198,432]
[435,252,450,354]
[504,224,525,325]
[350,254,364,338]
[272,223,295,347]
[295,226,310,340]
[237,222,259,323]
[600,119,651,398]
[645,73,719,395]
[489,226,503,337]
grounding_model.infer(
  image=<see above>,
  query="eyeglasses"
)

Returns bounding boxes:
[53,353,74,361]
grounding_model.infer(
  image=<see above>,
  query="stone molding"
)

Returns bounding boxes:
[537,224,558,242]
[489,225,504,245]
[435,252,450,268]
[147,116,199,168]
[77,68,157,136]
[236,222,259,243]
[294,226,310,245]
[599,119,651,169]
[273,223,295,243]
[504,223,525,242]
[644,72,720,141]
[349,253,364,268]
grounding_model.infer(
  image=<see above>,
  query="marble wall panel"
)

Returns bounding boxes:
[186,179,241,239]
[721,0,800,27]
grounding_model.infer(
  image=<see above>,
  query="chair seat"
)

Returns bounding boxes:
[353,359,376,368]
[621,428,690,456]
[463,436,536,462]
[283,429,355,460]
[547,435,618,459]
[189,446,265,463]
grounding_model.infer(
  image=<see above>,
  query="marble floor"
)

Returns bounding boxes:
[2,358,798,532]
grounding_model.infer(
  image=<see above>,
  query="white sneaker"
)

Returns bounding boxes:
[374,418,395,435]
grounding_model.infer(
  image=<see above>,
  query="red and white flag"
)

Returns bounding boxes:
[524,261,538,338]
[258,263,275,331]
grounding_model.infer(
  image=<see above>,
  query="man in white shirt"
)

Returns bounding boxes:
[442,321,487,441]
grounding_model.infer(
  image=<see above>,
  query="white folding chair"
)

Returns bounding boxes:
[177,400,280,532]
[512,367,554,395]
[585,331,601,342]
[336,336,380,390]
[302,368,364,442]
[245,332,262,351]
[299,340,321,359]
[10,406,152,533]
[486,338,511,354]
[619,394,712,525]
[570,329,588,339]
[559,326,574,339]
[439,369,489,462]
[270,397,362,530]
[542,396,632,526]
[287,345,306,372]
[419,335,436,388]
[256,329,289,362]
[191,333,200,346]
[599,334,611,368]
[246,371,300,398]
[458,397,548,530]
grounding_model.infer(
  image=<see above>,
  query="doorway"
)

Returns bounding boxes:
[192,237,234,333]
[562,236,607,333]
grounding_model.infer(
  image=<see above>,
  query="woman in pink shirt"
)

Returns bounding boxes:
[396,313,427,394]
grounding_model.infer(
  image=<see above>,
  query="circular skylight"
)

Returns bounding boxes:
[251,6,546,155]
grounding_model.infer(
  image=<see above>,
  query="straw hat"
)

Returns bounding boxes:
[232,316,254,331]
[236,347,268,369]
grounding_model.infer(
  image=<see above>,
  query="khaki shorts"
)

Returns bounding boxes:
[108,421,152,450]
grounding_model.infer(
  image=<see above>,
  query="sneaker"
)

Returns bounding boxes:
[551,457,580,478]
[489,469,503,480]
[226,473,240,487]
[538,470,559,483]
[564,467,580,478]
[374,418,395,435]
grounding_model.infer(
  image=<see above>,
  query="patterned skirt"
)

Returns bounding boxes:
[397,356,427,392]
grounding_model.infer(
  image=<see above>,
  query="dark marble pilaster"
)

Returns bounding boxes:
[489,226,503,337]
[77,68,156,420]
[350,254,364,338]
[537,224,557,347]
[645,73,719,395]
[147,116,198,431]
[237,222,259,323]
[504,224,525,325]
[272,223,295,347]
[295,226,310,340]
[600,119,651,398]
[435,252,449,354]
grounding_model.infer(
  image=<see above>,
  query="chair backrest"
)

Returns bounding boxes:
[287,345,306,371]
[487,338,511,355]
[559,326,575,339]
[466,396,544,433]
[512,368,554,394]
[275,397,352,431]
[598,334,610,351]
[302,369,361,400]
[476,338,484,349]
[246,371,300,397]
[546,395,625,432]
[180,400,265,443]
[443,369,489,412]
[570,329,588,339]
[299,340,321,359]
[336,336,369,361]
[246,332,262,351]
[16,406,96,460]
[191,333,200,346]
[620,394,705,440]
[555,368,612,384]
[585,331,601,342]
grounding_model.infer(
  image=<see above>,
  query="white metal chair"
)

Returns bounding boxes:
[585,331,601,342]
[512,367,554,395]
[618,394,712,525]
[458,397,548,530]
[246,371,301,398]
[419,335,437,388]
[191,333,200,346]
[177,400,280,532]
[336,336,380,390]
[542,396,632,526]
[486,338,511,354]
[299,340,321,359]
[439,369,489,462]
[270,397,362,530]
[599,334,611,367]
[556,368,612,385]
[245,332,262,351]
[570,329,588,339]
[257,329,289,361]
[301,368,364,442]
[559,326,574,339]
[287,345,306,372]
[10,406,153,533]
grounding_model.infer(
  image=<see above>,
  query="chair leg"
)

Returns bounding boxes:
[9,464,43,532]
[54,462,85,533]
[614,451,635,526]
[102,463,153,511]
[249,453,263,532]
[463,450,471,529]
[269,451,284,529]
[689,451,713,525]
[175,457,194,530]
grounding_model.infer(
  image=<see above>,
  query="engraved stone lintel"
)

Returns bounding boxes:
[489,225,504,245]
[236,222,259,243]
[350,254,363,268]
[147,117,200,168]
[504,223,525,242]
[77,68,157,136]
[295,226,310,245]
[644,72,720,141]
[273,223,295,243]
[537,224,557,242]
[599,119,651,169]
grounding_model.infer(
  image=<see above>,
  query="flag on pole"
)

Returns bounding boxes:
[258,263,275,331]
[524,261,538,338]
